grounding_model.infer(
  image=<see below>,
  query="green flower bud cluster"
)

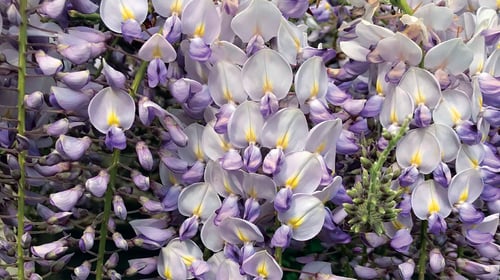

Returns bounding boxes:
[344,119,410,235]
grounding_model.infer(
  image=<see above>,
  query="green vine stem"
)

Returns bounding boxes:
[417,220,428,280]
[95,57,147,280]
[390,0,414,15]
[16,0,28,279]
[95,149,120,280]
[130,61,148,98]
[274,247,282,266]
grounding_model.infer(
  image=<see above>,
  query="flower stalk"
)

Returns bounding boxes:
[417,220,428,280]
[390,0,414,15]
[16,0,29,279]
[129,61,148,98]
[95,56,146,279]
[95,148,120,280]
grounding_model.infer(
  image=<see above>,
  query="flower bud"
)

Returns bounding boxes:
[74,261,91,280]
[271,224,292,248]
[105,252,119,269]
[108,217,116,233]
[24,91,44,110]
[429,248,445,273]
[112,232,128,250]
[29,274,43,280]
[139,196,165,213]
[353,265,386,279]
[113,195,127,221]
[131,170,150,191]
[107,269,122,280]
[126,257,157,276]
[79,226,95,253]
[390,229,412,253]
[49,185,84,211]
[396,259,415,280]
[57,70,90,90]
[136,141,154,171]
[21,232,31,249]
[35,50,63,75]
[85,170,109,198]
[179,216,199,241]
[46,118,70,137]
[55,135,92,161]
[456,258,498,276]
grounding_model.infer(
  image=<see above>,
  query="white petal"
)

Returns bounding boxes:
[396,128,441,174]
[448,168,483,206]
[274,151,322,194]
[208,61,246,105]
[242,49,293,100]
[261,108,308,152]
[398,67,441,109]
[455,144,484,173]
[411,180,451,220]
[278,194,325,241]
[424,38,474,75]
[178,182,221,221]
[432,89,472,127]
[230,0,282,42]
[227,101,265,148]
[295,56,328,105]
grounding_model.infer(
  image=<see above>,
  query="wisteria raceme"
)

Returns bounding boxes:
[0,0,499,279]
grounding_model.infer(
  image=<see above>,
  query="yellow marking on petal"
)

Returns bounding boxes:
[223,179,233,194]
[288,216,305,229]
[458,187,469,204]
[181,255,195,266]
[449,106,462,124]
[471,159,479,169]
[390,108,399,124]
[310,81,319,98]
[410,150,422,166]
[324,2,331,10]
[170,0,182,14]
[236,228,250,243]
[245,127,257,143]
[194,23,205,37]
[223,88,233,102]
[478,94,483,108]
[164,267,172,279]
[107,110,121,127]
[195,146,204,161]
[257,262,268,277]
[415,90,426,105]
[220,140,231,152]
[248,188,257,198]
[263,76,273,93]
[293,36,301,51]
[285,173,300,189]
[193,204,203,217]
[476,60,484,74]
[153,46,163,59]
[120,5,135,21]
[392,220,405,230]
[428,198,440,214]
[376,79,383,95]
[315,142,326,153]
[276,133,289,150]
[169,173,178,185]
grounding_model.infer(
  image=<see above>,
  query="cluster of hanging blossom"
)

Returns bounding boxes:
[0,0,499,279]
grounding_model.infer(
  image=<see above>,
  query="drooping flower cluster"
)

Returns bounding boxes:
[0,0,499,279]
